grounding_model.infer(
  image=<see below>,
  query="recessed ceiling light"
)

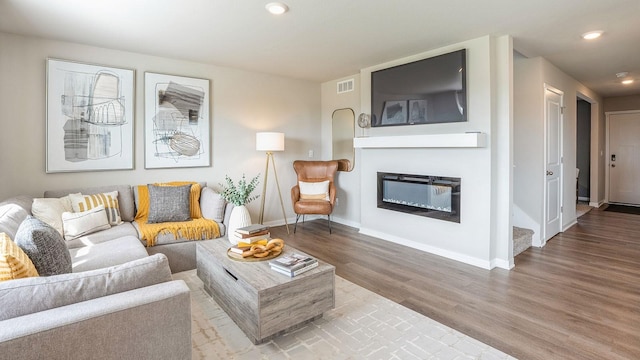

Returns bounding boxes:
[622,79,634,85]
[266,2,289,15]
[582,31,603,40]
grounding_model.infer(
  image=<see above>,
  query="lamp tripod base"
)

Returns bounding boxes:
[258,152,290,234]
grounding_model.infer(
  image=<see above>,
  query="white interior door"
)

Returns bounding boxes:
[608,111,640,205]
[544,87,562,242]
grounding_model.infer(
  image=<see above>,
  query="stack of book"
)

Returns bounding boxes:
[234,224,270,243]
[228,224,270,257]
[269,253,318,277]
[228,239,269,256]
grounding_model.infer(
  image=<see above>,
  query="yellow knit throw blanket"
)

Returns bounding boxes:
[135,182,221,247]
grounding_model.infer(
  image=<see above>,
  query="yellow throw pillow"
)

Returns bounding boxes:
[69,191,122,225]
[299,180,330,201]
[0,232,39,282]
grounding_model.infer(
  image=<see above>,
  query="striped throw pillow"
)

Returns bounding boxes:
[69,191,122,225]
[0,232,39,282]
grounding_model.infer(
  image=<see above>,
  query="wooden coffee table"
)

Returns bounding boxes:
[196,239,335,344]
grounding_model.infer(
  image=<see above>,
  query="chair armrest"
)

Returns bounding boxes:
[291,185,301,205]
[329,183,337,205]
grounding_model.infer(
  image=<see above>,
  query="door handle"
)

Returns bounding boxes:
[611,164,616,168]
[546,171,554,175]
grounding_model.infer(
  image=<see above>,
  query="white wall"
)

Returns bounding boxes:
[0,32,321,225]
[513,57,544,244]
[490,35,514,269]
[320,75,361,227]
[604,95,640,112]
[513,55,603,245]
[350,35,512,269]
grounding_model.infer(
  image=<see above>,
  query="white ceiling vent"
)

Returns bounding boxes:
[337,79,355,94]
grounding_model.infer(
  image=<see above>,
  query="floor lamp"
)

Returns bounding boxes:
[256,132,290,234]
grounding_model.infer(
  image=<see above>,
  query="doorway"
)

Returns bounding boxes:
[607,110,640,205]
[576,100,591,202]
[576,99,591,217]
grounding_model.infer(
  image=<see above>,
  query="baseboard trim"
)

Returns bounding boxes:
[589,200,604,208]
[358,227,494,270]
[262,216,298,230]
[330,216,361,229]
[263,215,361,232]
[492,258,513,270]
[563,219,578,232]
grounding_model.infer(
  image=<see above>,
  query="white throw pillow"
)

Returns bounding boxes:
[61,205,111,241]
[200,187,226,222]
[31,196,75,236]
[299,180,330,201]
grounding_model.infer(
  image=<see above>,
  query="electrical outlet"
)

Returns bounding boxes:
[308,149,313,158]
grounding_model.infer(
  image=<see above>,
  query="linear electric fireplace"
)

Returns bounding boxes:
[377,172,461,223]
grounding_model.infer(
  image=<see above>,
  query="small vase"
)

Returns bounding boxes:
[227,205,252,245]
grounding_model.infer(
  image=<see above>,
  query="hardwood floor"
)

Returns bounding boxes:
[269,209,640,360]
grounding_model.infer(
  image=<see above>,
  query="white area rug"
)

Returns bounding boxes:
[174,270,515,359]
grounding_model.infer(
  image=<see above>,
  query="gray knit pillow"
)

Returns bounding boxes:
[147,184,192,223]
[15,216,72,276]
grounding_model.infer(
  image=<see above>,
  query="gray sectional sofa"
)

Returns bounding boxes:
[41,183,233,273]
[0,183,233,359]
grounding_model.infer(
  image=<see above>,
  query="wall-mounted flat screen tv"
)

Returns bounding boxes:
[371,49,467,127]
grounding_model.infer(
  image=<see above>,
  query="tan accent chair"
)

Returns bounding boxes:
[291,160,339,233]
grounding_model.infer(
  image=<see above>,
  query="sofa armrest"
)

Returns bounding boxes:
[0,280,191,360]
[222,202,234,227]
[0,253,172,321]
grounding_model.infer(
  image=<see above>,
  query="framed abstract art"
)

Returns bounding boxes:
[144,72,211,169]
[46,58,135,173]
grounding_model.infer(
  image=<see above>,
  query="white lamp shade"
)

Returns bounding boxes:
[256,132,285,152]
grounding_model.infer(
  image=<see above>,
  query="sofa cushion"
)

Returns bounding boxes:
[14,216,72,276]
[31,196,74,236]
[0,253,171,321]
[69,191,122,225]
[44,185,135,222]
[0,233,39,281]
[0,196,32,240]
[147,184,192,223]
[61,205,111,240]
[69,235,149,272]
[200,187,226,223]
[64,222,139,249]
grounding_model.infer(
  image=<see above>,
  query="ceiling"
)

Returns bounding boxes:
[1,0,639,97]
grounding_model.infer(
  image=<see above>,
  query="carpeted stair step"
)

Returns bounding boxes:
[513,226,533,256]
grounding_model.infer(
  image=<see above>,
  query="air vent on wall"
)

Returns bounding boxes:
[337,79,355,94]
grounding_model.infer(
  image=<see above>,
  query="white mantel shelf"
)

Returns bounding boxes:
[353,133,487,149]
